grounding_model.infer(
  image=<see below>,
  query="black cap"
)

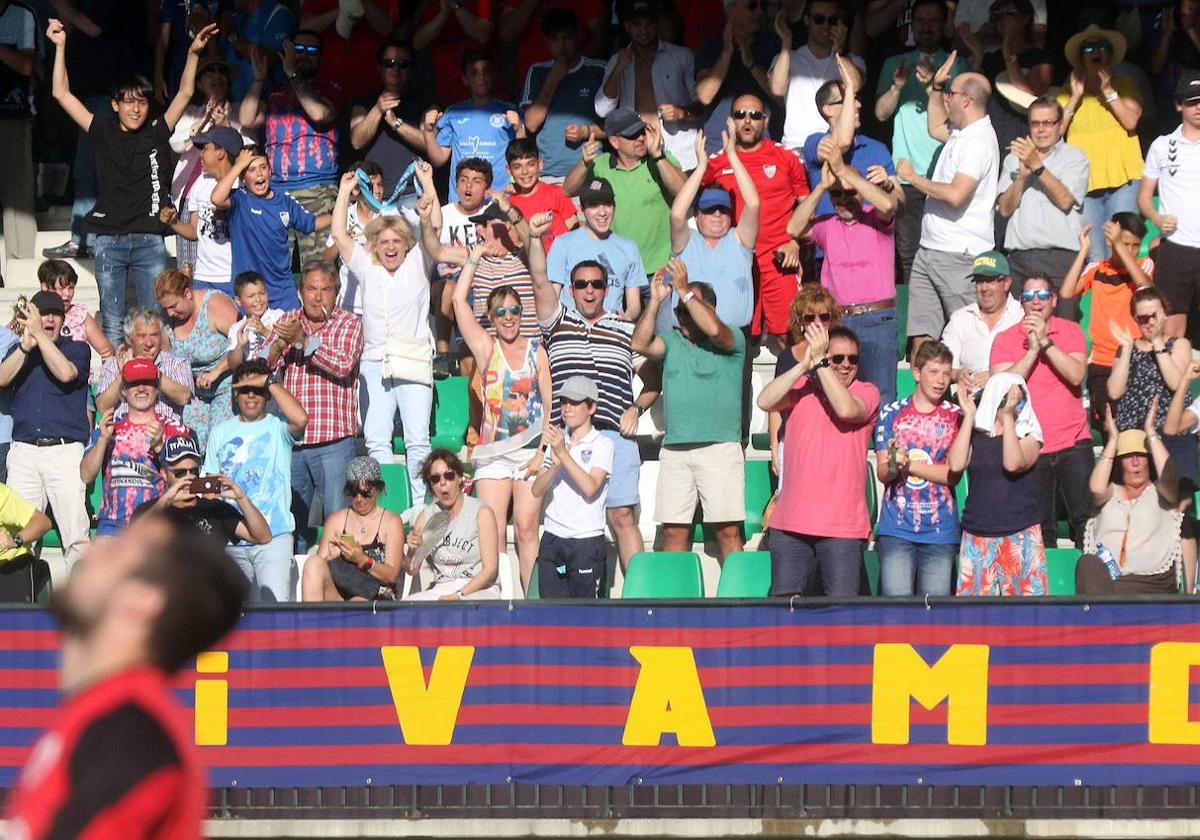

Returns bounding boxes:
[604,107,648,139]
[30,290,65,317]
[618,0,658,22]
[579,177,616,207]
[1178,72,1200,103]
[467,203,508,225]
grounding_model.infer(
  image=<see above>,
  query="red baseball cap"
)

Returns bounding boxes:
[122,358,159,386]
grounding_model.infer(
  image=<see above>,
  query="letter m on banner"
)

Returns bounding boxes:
[871,644,989,746]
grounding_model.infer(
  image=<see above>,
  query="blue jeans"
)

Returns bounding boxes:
[1082,181,1140,263]
[360,358,431,504]
[768,529,864,597]
[69,95,109,246]
[876,535,956,596]
[291,436,357,552]
[227,533,295,603]
[844,307,898,408]
[93,233,167,349]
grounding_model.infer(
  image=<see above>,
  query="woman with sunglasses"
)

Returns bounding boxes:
[404,449,501,601]
[302,456,407,602]
[453,242,552,594]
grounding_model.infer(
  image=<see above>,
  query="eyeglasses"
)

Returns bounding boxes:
[380,57,412,69]
[572,278,607,290]
[171,467,199,478]
[973,275,1006,284]
[828,187,858,197]
[1080,41,1111,54]
[1028,118,1060,128]
[492,304,523,317]
[943,88,970,100]
[429,469,459,484]
[808,12,841,25]
[829,353,859,365]
[732,109,766,120]
[802,312,833,323]
[1134,312,1159,325]
[1021,289,1054,301]
[345,485,378,498]
[293,43,321,54]
[234,385,269,397]
[698,205,731,214]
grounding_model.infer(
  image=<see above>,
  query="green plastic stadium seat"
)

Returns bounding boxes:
[621,551,703,598]
[392,435,406,455]
[1045,547,1080,595]
[378,463,414,513]
[716,550,770,597]
[895,285,909,361]
[750,432,770,450]
[865,469,878,526]
[430,376,469,452]
[527,562,540,599]
[863,548,880,596]
[896,366,915,399]
[694,459,776,541]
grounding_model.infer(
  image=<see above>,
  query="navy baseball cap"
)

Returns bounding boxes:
[192,126,244,159]
[162,434,202,465]
[604,107,648,139]
[696,186,733,212]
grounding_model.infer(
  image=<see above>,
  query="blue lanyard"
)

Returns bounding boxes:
[355,162,423,214]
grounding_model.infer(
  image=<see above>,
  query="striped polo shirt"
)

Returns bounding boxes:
[471,254,539,338]
[540,305,635,431]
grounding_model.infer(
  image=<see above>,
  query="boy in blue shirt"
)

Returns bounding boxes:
[211,147,332,310]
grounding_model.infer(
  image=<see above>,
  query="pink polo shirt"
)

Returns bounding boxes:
[809,206,896,306]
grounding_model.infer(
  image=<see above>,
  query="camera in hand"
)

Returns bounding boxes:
[190,476,222,495]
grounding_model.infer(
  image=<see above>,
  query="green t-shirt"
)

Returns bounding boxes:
[877,51,970,180]
[590,152,678,274]
[661,328,746,446]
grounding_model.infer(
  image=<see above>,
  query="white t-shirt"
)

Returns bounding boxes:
[542,426,614,539]
[186,175,233,287]
[436,202,488,280]
[940,296,1024,374]
[919,115,999,254]
[326,201,408,314]
[348,242,433,362]
[1144,126,1200,249]
[227,308,286,357]
[772,45,865,150]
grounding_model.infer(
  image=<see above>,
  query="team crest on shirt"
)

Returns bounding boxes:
[763,164,777,178]
[279,211,290,227]
[489,113,507,128]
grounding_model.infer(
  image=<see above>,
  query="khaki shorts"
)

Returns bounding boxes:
[655,441,746,525]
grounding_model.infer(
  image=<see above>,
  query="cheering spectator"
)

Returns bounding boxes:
[875,0,970,285]
[302,456,406,602]
[453,242,552,593]
[990,274,1091,548]
[977,0,1053,152]
[948,373,1047,596]
[432,158,491,360]
[519,9,608,182]
[873,341,963,596]
[997,97,1090,319]
[1059,24,1144,263]
[267,263,365,552]
[205,359,308,602]
[768,1,865,151]
[787,144,900,406]
[941,252,1023,392]
[564,108,685,278]
[240,30,344,267]
[0,292,92,569]
[422,50,522,201]
[546,178,647,318]
[166,56,249,210]
[596,0,699,171]
[227,272,287,368]
[37,260,114,359]
[528,214,658,572]
[757,323,880,596]
[156,270,239,451]
[349,41,429,195]
[210,147,333,310]
[635,259,747,562]
[503,138,579,248]
[96,308,194,423]
[411,0,493,107]
[897,58,998,358]
[1140,72,1200,338]
[405,449,502,600]
[45,18,218,349]
[1059,214,1153,426]
[323,161,403,314]
[0,0,35,265]
[80,359,189,537]
[703,94,808,347]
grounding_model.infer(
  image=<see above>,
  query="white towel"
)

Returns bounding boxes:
[973,371,1043,442]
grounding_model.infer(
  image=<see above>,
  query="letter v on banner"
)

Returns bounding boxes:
[381,646,475,745]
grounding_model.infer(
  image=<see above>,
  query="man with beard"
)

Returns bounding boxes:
[240,28,343,266]
[5,513,247,840]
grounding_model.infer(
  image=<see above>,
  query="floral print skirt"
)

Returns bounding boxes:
[956,524,1048,596]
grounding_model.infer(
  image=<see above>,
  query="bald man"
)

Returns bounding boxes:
[896,61,999,360]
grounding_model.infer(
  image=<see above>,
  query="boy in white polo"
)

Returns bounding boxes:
[531,375,614,598]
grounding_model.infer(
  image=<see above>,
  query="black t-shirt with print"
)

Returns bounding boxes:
[84,114,174,236]
[133,497,245,544]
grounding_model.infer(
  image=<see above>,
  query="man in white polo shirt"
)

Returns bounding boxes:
[1139,71,1200,338]
[897,57,999,360]
[941,251,1024,393]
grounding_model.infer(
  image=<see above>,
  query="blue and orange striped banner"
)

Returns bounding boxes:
[3,602,1200,788]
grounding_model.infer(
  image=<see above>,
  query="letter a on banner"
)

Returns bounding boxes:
[1149,642,1200,744]
[871,644,989,745]
[622,647,716,747]
[381,646,474,745]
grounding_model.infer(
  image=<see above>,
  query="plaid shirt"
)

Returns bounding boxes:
[271,309,363,445]
[95,351,194,423]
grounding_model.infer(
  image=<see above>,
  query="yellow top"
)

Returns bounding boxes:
[1058,77,1144,193]
[0,483,35,566]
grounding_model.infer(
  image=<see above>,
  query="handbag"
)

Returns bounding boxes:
[379,261,433,384]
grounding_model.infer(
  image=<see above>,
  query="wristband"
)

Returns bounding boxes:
[652,153,666,162]
[932,84,945,92]
[1039,339,1052,351]
[1104,91,1119,103]
[1030,165,1045,178]
[1147,434,1162,443]
[358,556,375,571]
[681,290,695,305]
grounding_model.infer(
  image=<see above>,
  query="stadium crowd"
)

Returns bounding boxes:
[0,0,1198,601]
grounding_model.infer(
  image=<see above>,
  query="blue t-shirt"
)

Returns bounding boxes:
[872,397,962,545]
[801,132,896,217]
[519,58,607,178]
[547,227,647,315]
[5,338,91,443]
[436,99,518,201]
[228,188,317,310]
[204,413,295,538]
[657,230,754,332]
[227,1,294,102]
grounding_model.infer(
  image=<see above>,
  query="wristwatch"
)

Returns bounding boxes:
[12,533,24,549]
[681,290,696,305]
[1030,165,1045,179]
[651,152,666,162]
[813,357,832,370]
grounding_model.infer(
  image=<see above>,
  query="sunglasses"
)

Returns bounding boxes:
[808,12,841,25]
[345,485,377,498]
[429,469,459,484]
[234,385,269,397]
[1028,118,1060,128]
[1021,289,1053,301]
[732,109,766,120]
[492,304,523,317]
[292,43,321,54]
[830,353,859,365]
[380,57,412,68]
[828,187,858,198]
[1134,312,1159,325]
[573,278,607,290]
[1080,41,1111,54]
[171,467,200,478]
[802,312,833,323]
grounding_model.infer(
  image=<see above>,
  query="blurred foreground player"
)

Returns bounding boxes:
[6,514,248,840]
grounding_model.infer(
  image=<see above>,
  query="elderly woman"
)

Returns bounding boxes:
[948,372,1047,596]
[330,170,433,505]
[154,270,238,448]
[302,456,407,602]
[404,449,501,601]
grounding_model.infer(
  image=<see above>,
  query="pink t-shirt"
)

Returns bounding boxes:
[989,316,1089,454]
[770,376,881,538]
[809,207,896,306]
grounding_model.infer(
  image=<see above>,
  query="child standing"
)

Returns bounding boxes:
[37,260,114,360]
[226,272,286,368]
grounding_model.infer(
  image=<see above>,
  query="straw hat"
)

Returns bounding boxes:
[1064,24,1127,70]
[995,72,1061,113]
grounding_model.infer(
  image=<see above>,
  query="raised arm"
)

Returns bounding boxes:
[669,132,709,254]
[1089,406,1119,505]
[668,257,733,349]
[211,147,255,209]
[823,136,897,219]
[766,12,792,99]
[421,107,452,168]
[269,378,308,438]
[807,323,869,423]
[238,46,270,129]
[1105,322,1136,401]
[925,51,958,143]
[631,269,671,361]
[725,120,761,247]
[757,347,813,413]
[1163,362,1200,436]
[452,243,498,370]
[45,20,93,132]
[644,124,686,198]
[946,374,977,475]
[563,130,601,196]
[787,162,833,238]
[331,172,358,264]
[829,55,858,152]
[165,24,219,129]
[279,41,335,125]
[524,213,561,323]
[1058,225,1092,300]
